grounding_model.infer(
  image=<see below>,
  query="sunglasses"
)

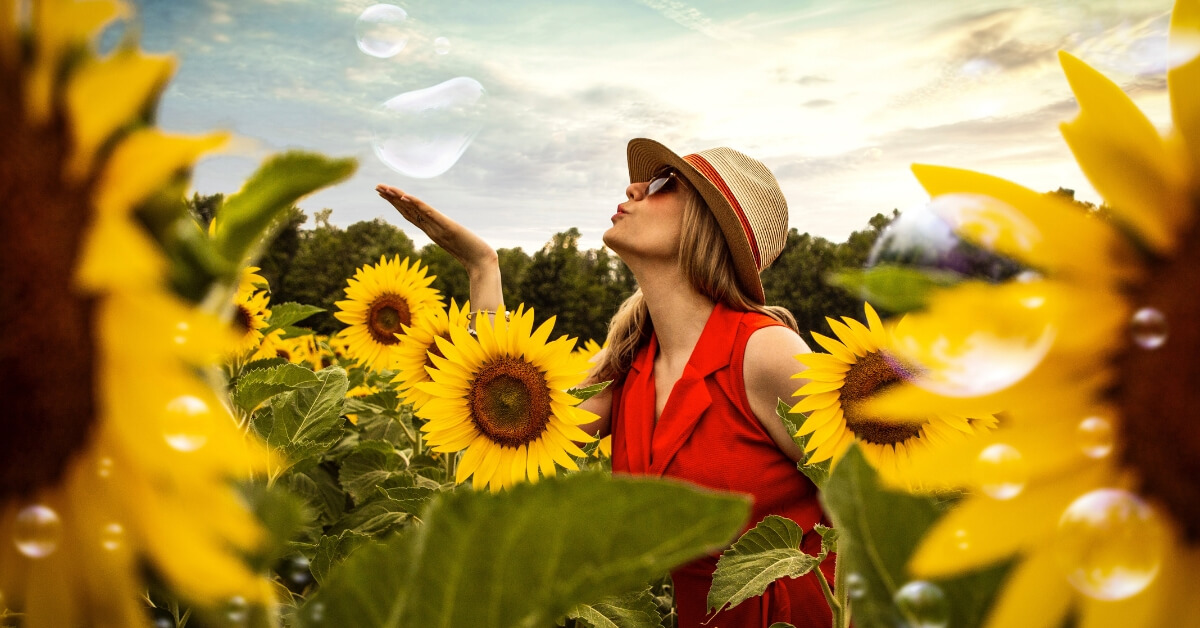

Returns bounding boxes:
[646,168,684,197]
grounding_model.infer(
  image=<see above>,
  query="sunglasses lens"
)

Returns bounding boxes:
[646,172,675,196]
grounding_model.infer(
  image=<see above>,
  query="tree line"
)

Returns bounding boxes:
[188,192,899,346]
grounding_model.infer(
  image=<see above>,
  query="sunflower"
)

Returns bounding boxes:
[230,266,271,357]
[392,299,471,409]
[255,329,318,367]
[790,302,996,486]
[0,1,273,625]
[334,255,443,372]
[416,306,599,492]
[870,5,1200,625]
[570,339,612,458]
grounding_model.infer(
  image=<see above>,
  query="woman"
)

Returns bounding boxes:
[377,138,832,627]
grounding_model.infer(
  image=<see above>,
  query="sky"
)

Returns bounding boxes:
[126,0,1175,252]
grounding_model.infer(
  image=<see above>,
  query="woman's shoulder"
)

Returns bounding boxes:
[743,323,811,382]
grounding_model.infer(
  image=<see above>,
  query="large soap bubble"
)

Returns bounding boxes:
[355,4,408,58]
[371,77,487,179]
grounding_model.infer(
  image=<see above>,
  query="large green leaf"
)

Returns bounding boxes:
[568,380,611,402]
[567,586,662,628]
[233,363,319,413]
[212,151,356,264]
[821,446,1009,628]
[301,473,749,628]
[708,515,824,614]
[285,464,346,528]
[250,366,348,468]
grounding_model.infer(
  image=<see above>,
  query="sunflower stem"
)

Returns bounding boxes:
[814,561,840,616]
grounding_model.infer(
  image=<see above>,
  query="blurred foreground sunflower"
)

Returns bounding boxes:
[870,4,1200,626]
[417,306,598,492]
[334,255,443,372]
[392,299,471,409]
[0,1,273,625]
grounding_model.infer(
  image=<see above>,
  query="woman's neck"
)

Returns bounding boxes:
[633,261,714,368]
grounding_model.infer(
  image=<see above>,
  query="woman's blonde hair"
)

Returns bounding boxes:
[592,184,797,385]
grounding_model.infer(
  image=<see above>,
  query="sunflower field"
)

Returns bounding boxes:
[3,0,1200,627]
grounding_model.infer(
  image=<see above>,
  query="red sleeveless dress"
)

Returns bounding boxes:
[611,303,834,628]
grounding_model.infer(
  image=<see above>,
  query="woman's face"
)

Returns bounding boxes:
[602,167,688,264]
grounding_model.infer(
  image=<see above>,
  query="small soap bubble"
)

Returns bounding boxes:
[163,395,211,452]
[893,580,949,628]
[954,528,970,551]
[1130,307,1168,350]
[1077,416,1115,459]
[225,595,249,624]
[976,443,1027,500]
[149,607,176,628]
[1055,488,1166,601]
[308,601,326,623]
[101,522,125,551]
[434,36,451,54]
[279,555,315,592]
[355,4,408,58]
[844,572,867,600]
[371,77,487,178]
[13,504,62,558]
[97,456,114,479]
[173,321,190,346]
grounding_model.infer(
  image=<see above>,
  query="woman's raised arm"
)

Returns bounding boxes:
[376,184,503,319]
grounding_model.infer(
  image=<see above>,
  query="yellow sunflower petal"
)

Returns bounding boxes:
[980,548,1076,628]
[66,49,175,179]
[1171,0,1200,168]
[810,332,857,363]
[1058,50,1189,252]
[792,391,840,414]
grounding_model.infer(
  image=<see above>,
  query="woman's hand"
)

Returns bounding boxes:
[375,184,498,272]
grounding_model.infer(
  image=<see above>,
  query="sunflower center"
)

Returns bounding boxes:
[1117,211,1200,541]
[234,304,254,334]
[367,294,411,345]
[468,356,552,447]
[840,351,926,445]
[0,61,99,497]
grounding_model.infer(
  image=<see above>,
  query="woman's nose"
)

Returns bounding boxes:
[625,182,643,201]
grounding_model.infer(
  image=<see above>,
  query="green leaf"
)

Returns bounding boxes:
[250,366,348,468]
[338,440,410,505]
[708,515,823,614]
[241,357,287,372]
[301,473,749,628]
[821,446,1009,628]
[263,302,326,333]
[827,265,960,315]
[286,465,346,528]
[241,481,312,570]
[212,151,356,264]
[568,586,662,628]
[777,400,831,489]
[233,363,320,413]
[568,380,611,403]
[327,491,418,538]
[310,531,376,586]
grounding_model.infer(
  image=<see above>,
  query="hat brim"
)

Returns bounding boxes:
[626,138,765,304]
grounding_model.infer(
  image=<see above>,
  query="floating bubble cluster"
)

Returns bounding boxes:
[893,580,949,628]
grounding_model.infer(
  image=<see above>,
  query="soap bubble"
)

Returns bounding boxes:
[355,4,408,58]
[371,77,487,178]
[1055,488,1166,601]
[434,36,451,55]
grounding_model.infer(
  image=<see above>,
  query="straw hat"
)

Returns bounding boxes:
[626,138,789,304]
